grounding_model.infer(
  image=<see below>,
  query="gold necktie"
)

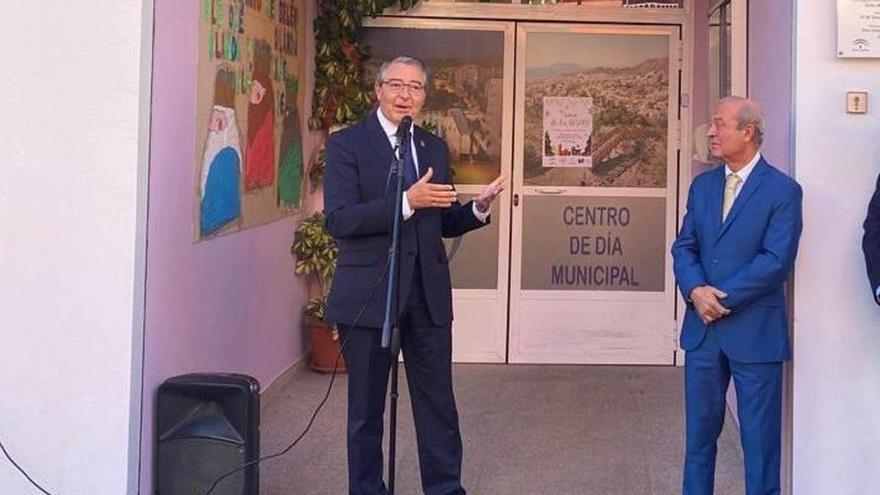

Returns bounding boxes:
[722,173,742,221]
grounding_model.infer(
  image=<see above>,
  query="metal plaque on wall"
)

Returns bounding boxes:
[838,0,880,58]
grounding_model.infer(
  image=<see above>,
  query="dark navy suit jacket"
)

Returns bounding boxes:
[672,158,803,363]
[322,111,487,329]
[862,172,880,304]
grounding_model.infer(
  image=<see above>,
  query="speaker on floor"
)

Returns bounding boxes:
[156,373,260,495]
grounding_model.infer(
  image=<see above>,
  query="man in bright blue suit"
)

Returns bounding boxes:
[672,97,802,495]
[323,56,505,495]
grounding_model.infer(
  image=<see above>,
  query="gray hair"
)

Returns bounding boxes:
[719,96,765,146]
[375,56,428,86]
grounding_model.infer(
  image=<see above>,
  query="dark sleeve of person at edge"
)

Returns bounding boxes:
[862,172,880,305]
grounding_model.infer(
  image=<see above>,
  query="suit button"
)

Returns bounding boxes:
[407,250,415,256]
[712,259,719,264]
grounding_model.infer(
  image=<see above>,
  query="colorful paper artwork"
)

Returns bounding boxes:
[195,0,303,240]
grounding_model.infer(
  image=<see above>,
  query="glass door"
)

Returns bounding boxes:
[362,19,516,362]
[508,23,681,364]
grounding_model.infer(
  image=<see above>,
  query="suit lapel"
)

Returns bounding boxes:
[365,111,394,169]
[708,166,725,237]
[413,126,432,178]
[715,159,770,242]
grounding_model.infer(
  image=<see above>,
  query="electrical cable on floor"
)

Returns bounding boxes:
[206,145,409,495]
[204,255,390,495]
[3,174,406,495]
[0,257,386,495]
[0,435,54,495]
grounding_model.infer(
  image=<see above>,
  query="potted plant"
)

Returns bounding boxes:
[292,211,345,373]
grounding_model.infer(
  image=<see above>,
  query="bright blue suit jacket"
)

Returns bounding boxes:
[671,158,803,363]
[322,111,486,329]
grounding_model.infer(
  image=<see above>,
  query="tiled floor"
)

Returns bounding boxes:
[259,364,744,495]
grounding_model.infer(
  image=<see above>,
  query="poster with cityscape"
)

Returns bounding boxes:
[542,96,593,168]
[523,31,670,188]
[361,26,506,185]
[193,0,304,241]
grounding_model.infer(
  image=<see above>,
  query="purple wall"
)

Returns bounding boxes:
[748,0,793,173]
[141,1,309,492]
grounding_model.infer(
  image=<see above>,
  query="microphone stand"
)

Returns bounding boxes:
[380,125,411,495]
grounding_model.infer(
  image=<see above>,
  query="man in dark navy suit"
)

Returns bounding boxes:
[322,56,505,495]
[862,173,880,305]
[672,97,802,495]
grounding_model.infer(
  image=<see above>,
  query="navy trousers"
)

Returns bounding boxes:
[338,264,466,495]
[683,326,783,495]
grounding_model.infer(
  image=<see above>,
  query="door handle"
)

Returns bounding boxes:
[535,187,567,195]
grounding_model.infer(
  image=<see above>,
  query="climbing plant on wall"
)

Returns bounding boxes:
[310,0,420,130]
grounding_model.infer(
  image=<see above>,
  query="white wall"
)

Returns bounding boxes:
[0,2,151,494]
[793,1,880,493]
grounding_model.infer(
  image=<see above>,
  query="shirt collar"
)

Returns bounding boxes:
[376,107,414,144]
[725,151,761,183]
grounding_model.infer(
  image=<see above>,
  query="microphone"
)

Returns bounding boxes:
[395,115,413,145]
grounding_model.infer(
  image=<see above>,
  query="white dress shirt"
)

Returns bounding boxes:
[724,151,762,202]
[376,108,489,222]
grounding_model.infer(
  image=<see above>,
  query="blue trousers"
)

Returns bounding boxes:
[683,327,783,495]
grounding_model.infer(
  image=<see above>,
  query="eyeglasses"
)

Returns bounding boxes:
[381,79,426,96]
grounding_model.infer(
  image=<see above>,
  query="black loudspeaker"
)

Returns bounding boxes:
[156,373,260,495]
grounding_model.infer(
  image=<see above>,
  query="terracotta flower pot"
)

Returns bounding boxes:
[306,317,346,374]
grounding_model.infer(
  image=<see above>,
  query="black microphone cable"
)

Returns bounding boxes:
[208,143,408,495]
[3,164,407,495]
[0,435,54,495]
[204,253,391,495]
[0,249,390,495]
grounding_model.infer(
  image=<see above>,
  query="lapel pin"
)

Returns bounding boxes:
[420,140,425,148]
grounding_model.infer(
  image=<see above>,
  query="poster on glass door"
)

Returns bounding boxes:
[542,96,593,168]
